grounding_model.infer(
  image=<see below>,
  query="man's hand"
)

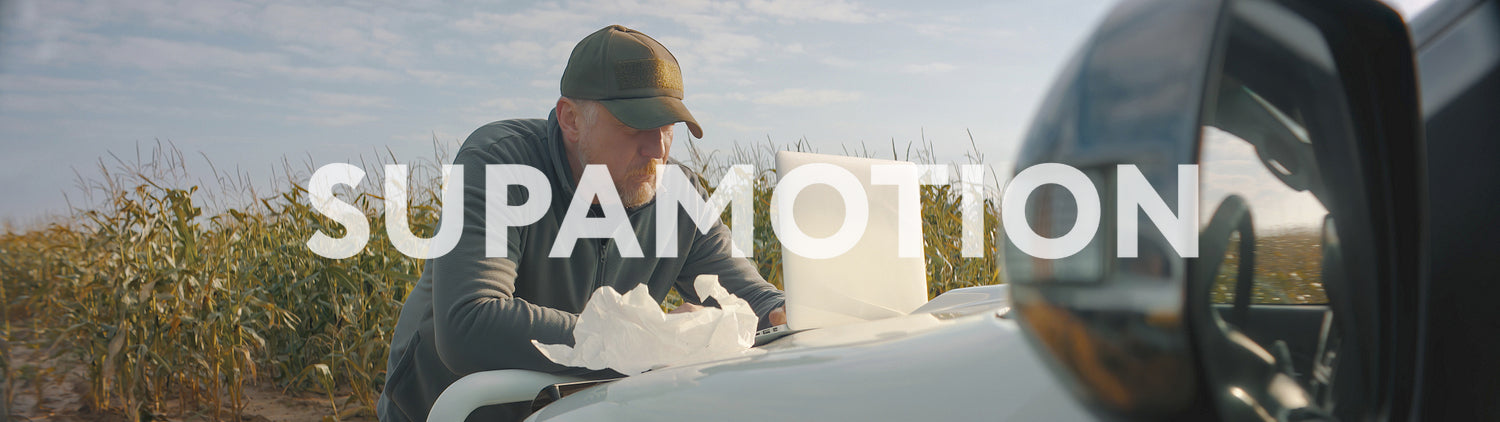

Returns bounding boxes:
[670,303,787,327]
[668,302,706,314]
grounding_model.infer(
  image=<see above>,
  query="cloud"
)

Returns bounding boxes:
[901,62,957,74]
[753,88,863,106]
[270,65,403,83]
[54,35,286,71]
[0,91,231,121]
[455,7,597,36]
[564,0,744,33]
[256,3,412,64]
[9,3,423,84]
[688,31,764,65]
[127,0,259,33]
[475,98,521,112]
[692,92,751,103]
[301,91,394,108]
[13,34,398,83]
[0,92,133,114]
[706,118,770,134]
[546,41,579,68]
[405,69,486,88]
[656,30,765,75]
[391,129,462,145]
[743,0,881,23]
[0,74,123,93]
[288,112,378,127]
[907,21,962,38]
[488,40,548,66]
[818,56,859,68]
[216,92,289,108]
[436,0,885,81]
[454,96,558,125]
[19,0,422,66]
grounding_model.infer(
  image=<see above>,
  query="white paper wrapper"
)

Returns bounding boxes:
[532,275,761,374]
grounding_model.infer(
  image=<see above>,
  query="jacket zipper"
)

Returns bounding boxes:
[594,239,608,291]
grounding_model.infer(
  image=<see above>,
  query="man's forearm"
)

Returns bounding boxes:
[682,221,787,329]
[428,249,597,376]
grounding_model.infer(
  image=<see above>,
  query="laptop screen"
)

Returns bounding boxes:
[774,151,930,330]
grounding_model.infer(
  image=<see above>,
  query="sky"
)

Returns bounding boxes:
[0,0,1122,225]
[0,0,1437,226]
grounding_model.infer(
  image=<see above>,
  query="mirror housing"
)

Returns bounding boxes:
[1005,0,1227,419]
[1007,0,1419,420]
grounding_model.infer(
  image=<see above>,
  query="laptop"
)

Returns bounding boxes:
[754,151,931,345]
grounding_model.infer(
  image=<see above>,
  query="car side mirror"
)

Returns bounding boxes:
[1004,0,1227,418]
[1005,0,1416,420]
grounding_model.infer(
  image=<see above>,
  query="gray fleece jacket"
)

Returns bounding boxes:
[376,110,785,422]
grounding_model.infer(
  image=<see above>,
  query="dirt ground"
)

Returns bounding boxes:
[4,335,378,422]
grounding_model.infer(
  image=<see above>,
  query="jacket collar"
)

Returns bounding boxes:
[545,108,578,203]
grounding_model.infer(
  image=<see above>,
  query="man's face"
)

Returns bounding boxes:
[575,105,674,208]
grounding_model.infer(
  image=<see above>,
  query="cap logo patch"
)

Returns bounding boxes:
[614,59,682,92]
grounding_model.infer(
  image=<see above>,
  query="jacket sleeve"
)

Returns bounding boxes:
[676,212,786,330]
[427,147,601,376]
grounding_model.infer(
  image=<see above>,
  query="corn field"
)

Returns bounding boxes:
[0,138,1006,421]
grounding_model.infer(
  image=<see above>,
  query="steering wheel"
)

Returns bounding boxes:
[1307,215,1347,413]
[1190,195,1336,421]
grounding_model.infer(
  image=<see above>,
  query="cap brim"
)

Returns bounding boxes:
[598,96,703,138]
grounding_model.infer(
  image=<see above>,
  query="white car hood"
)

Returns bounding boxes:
[527,291,1094,421]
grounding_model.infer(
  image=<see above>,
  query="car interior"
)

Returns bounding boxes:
[1192,1,1371,419]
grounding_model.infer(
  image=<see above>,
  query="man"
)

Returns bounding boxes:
[377,25,787,422]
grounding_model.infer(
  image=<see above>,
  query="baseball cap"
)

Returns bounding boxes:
[560,25,703,138]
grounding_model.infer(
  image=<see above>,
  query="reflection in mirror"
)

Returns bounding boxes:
[1190,1,1360,417]
[1200,126,1329,305]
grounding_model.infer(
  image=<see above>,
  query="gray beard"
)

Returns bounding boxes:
[577,140,657,208]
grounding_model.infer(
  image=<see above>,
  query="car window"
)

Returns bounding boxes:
[1192,2,1381,419]
[1201,118,1330,305]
